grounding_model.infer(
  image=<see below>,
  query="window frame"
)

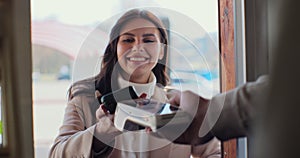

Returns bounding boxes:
[0,0,270,157]
[0,0,34,157]
[219,0,270,157]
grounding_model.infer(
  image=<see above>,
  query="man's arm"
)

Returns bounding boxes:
[167,75,269,144]
[209,75,269,141]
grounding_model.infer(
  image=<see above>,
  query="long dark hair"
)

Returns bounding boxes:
[69,9,169,98]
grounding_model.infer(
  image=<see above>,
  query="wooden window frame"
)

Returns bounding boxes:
[219,0,269,157]
[0,0,34,157]
[219,0,237,157]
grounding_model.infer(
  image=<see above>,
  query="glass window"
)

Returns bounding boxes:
[31,0,219,157]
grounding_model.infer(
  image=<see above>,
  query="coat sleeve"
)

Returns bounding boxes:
[191,137,221,158]
[210,75,269,141]
[48,95,114,158]
[48,96,96,158]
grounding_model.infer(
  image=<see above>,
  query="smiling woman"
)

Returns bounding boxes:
[47,9,221,158]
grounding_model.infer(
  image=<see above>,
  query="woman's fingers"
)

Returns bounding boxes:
[96,104,106,119]
[96,104,114,121]
[94,90,115,121]
[95,90,101,98]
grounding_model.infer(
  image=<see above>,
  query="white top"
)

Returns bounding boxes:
[117,72,156,99]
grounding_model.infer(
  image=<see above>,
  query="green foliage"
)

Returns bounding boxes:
[0,120,2,134]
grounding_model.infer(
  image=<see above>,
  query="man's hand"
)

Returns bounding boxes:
[167,90,214,145]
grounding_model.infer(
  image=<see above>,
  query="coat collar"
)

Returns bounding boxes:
[117,72,156,99]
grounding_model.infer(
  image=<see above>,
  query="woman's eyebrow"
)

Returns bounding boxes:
[120,32,135,36]
[143,33,156,37]
[120,33,156,37]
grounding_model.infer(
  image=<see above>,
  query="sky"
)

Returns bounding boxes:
[31,0,218,32]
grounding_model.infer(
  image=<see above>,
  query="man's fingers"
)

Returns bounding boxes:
[167,89,181,105]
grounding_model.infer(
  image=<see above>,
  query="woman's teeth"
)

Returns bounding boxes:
[128,57,148,61]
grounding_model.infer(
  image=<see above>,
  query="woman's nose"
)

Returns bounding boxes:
[132,42,145,52]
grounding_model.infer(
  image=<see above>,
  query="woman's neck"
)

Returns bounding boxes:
[120,71,151,84]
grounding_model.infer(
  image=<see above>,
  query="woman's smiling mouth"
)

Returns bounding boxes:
[127,57,150,62]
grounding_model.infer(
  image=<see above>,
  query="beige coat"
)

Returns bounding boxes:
[49,80,220,158]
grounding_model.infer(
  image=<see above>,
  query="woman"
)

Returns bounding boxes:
[49,9,220,158]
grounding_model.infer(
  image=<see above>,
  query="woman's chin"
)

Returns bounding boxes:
[131,69,150,76]
[127,70,151,82]
[128,65,152,74]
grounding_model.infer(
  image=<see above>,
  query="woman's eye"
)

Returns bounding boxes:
[122,38,134,43]
[143,39,155,43]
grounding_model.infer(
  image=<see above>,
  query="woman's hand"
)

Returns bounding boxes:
[96,104,114,122]
[95,90,115,122]
[94,91,121,148]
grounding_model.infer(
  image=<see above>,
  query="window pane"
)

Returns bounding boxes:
[31,1,219,157]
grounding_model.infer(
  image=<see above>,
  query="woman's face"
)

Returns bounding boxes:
[117,18,164,83]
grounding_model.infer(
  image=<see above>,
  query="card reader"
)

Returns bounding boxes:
[114,99,191,132]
